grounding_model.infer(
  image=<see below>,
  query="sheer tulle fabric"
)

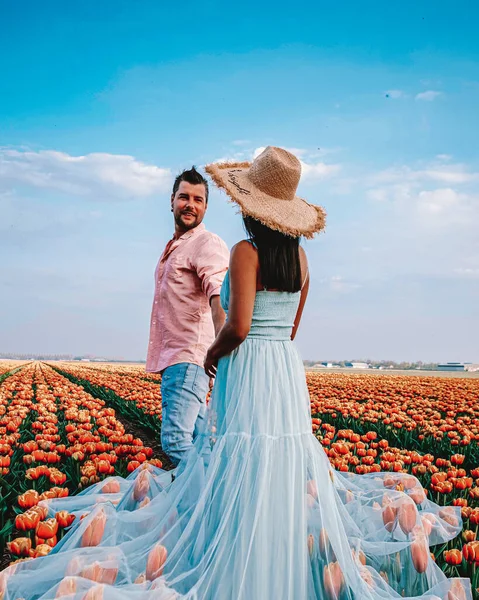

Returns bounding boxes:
[1,272,471,600]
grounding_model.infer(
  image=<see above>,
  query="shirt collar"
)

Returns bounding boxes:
[175,222,206,242]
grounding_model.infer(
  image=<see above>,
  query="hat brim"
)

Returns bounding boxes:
[205,161,326,239]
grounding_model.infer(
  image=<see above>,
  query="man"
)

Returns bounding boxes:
[146,167,229,467]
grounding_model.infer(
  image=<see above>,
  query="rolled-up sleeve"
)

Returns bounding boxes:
[192,234,230,301]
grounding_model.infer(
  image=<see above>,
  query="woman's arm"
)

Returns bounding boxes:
[291,247,309,341]
[204,241,257,377]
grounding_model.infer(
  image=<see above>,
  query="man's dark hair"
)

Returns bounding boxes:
[172,166,209,203]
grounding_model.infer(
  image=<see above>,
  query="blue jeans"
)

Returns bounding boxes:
[160,363,210,466]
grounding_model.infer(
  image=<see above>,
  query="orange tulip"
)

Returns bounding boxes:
[319,528,330,559]
[35,535,58,548]
[462,541,479,564]
[146,544,168,581]
[97,460,110,475]
[31,505,49,520]
[448,579,468,600]
[306,479,318,499]
[15,510,40,531]
[133,471,150,502]
[56,511,75,528]
[32,544,53,558]
[451,453,465,465]
[462,529,476,542]
[444,549,462,565]
[382,496,397,533]
[127,460,140,473]
[7,537,32,557]
[81,560,118,585]
[81,509,107,547]
[439,507,459,527]
[398,501,417,535]
[101,480,121,494]
[18,489,39,509]
[55,577,77,598]
[82,585,104,600]
[36,518,59,539]
[408,487,426,505]
[323,562,344,600]
[410,539,428,573]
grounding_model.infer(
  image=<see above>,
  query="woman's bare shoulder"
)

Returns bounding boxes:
[230,240,258,258]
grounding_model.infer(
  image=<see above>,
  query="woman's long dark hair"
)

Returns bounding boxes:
[243,216,302,293]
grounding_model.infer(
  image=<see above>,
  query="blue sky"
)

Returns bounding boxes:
[1,0,478,362]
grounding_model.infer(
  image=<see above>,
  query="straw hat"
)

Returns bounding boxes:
[205,146,326,238]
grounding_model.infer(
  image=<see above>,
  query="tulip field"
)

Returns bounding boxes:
[0,361,478,596]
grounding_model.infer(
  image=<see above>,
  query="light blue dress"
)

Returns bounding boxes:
[1,268,471,600]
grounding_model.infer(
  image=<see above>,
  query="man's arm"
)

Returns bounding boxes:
[191,233,230,330]
[210,295,226,337]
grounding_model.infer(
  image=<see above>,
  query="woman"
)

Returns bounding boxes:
[1,148,471,600]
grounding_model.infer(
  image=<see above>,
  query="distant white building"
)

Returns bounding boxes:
[351,362,370,369]
[437,362,479,372]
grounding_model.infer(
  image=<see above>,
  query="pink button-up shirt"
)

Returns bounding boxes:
[146,223,230,373]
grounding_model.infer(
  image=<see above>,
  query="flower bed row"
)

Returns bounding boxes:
[308,372,479,468]
[1,363,161,563]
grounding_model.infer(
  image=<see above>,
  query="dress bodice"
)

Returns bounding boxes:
[220,270,301,341]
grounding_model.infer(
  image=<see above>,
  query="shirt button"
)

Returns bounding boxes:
[154,300,158,304]
[153,321,156,325]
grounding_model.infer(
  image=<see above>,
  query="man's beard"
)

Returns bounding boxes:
[175,211,199,230]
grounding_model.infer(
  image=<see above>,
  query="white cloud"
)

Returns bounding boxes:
[0,148,172,199]
[417,188,461,214]
[385,89,405,99]
[436,154,452,161]
[367,188,389,202]
[301,161,341,179]
[232,140,250,146]
[253,146,267,159]
[415,90,443,101]
[372,162,478,186]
